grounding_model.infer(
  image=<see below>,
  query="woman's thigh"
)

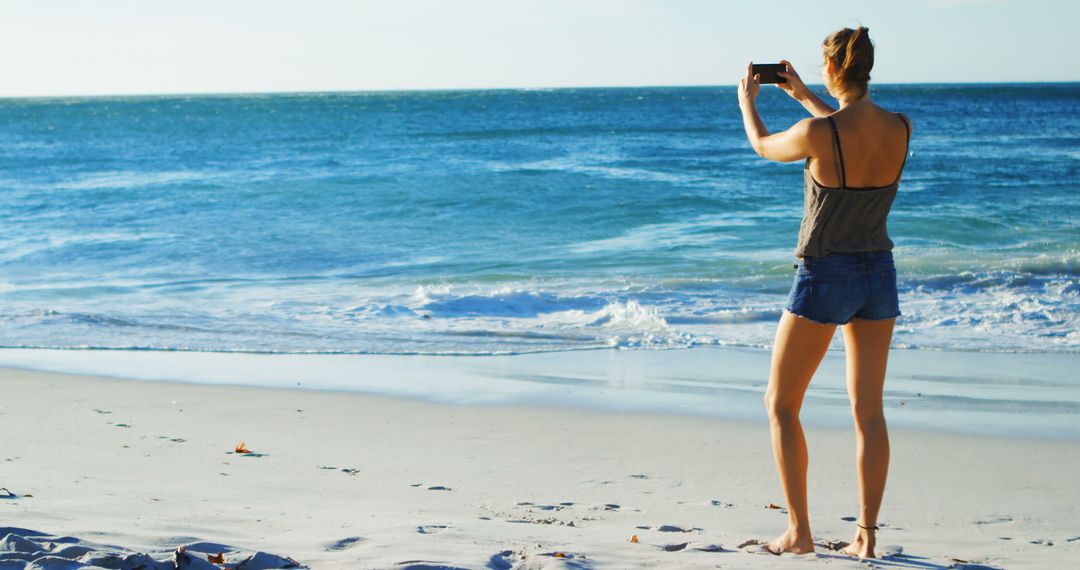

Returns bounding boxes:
[841,317,895,414]
[766,310,838,412]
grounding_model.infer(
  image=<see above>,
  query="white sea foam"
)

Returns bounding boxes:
[569,215,749,254]
[0,267,1076,355]
[0,232,175,263]
[55,169,225,191]
[587,299,688,348]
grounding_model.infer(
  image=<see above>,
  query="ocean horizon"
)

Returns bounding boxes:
[4,80,1080,101]
[1,83,1077,355]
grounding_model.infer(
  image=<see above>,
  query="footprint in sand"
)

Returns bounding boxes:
[881,544,903,556]
[395,562,469,570]
[318,466,360,475]
[325,536,364,551]
[817,539,849,551]
[974,516,1014,525]
[637,524,699,533]
[488,548,593,569]
[226,451,268,458]
[417,525,448,535]
[534,551,591,567]
[737,539,777,555]
[486,550,516,570]
[407,483,451,491]
[522,504,565,511]
[659,542,723,553]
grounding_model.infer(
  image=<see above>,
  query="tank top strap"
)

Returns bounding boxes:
[825,116,846,188]
[892,113,912,185]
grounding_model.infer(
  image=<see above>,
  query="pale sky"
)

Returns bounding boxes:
[0,0,1075,97]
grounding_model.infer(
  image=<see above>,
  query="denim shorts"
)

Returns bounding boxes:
[784,251,901,325]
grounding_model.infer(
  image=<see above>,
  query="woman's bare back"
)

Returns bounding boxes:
[809,103,911,189]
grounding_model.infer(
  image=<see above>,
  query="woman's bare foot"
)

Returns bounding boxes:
[766,527,815,555]
[841,526,876,558]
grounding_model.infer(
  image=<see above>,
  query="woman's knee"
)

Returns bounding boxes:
[764,391,800,422]
[851,400,886,427]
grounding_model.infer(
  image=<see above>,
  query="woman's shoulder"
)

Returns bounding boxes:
[873,104,913,132]
[781,116,833,144]
[799,115,835,136]
[799,116,837,148]
[896,112,913,133]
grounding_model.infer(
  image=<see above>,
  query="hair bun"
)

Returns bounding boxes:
[823,26,875,99]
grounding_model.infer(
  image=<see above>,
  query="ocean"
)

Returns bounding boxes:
[0,84,1077,355]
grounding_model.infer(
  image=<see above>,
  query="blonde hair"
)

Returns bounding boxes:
[823,27,874,99]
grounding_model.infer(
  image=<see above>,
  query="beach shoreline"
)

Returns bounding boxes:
[1,345,1077,440]
[2,356,1078,569]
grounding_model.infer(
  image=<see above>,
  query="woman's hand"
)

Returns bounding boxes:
[738,62,760,108]
[775,59,809,101]
[777,59,836,117]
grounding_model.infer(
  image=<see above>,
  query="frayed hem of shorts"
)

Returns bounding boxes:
[850,312,902,322]
[782,307,850,326]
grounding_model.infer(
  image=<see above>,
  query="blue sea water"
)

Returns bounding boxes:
[0,84,1077,355]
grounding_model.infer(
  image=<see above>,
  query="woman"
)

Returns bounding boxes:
[736,27,911,559]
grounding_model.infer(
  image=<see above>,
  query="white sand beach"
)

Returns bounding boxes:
[1,350,1078,569]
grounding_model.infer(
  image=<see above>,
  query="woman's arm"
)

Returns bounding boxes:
[791,89,835,118]
[739,62,818,162]
[776,60,836,118]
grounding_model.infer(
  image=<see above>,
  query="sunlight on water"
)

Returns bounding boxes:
[0,85,1077,354]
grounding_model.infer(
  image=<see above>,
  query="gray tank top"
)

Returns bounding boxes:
[794,113,911,258]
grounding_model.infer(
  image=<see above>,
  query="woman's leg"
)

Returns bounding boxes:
[764,310,837,554]
[840,317,894,558]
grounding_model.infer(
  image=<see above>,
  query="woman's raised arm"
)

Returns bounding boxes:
[739,62,819,162]
[776,60,836,118]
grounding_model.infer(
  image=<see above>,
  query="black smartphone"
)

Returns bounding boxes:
[751,63,787,84]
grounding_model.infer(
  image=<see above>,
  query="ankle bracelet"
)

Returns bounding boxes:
[857,523,879,531]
